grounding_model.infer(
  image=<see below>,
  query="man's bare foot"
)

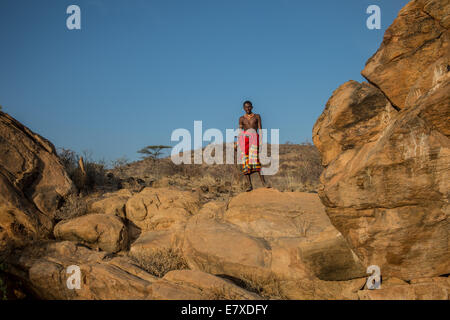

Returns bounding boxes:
[245,186,253,192]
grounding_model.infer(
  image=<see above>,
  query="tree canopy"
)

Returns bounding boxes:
[137,145,171,160]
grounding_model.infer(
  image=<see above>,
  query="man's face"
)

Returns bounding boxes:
[244,104,253,114]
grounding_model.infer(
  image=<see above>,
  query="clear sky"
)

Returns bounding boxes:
[0,0,409,163]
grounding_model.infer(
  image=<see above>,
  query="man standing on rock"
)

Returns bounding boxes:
[238,100,267,191]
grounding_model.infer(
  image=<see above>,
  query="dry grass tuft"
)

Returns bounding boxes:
[54,193,88,220]
[206,285,244,300]
[237,272,287,300]
[130,248,189,278]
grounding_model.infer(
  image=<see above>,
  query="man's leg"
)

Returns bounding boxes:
[257,172,269,187]
[245,174,253,192]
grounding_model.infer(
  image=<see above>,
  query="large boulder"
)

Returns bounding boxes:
[156,270,261,300]
[224,189,365,281]
[54,214,128,253]
[87,189,133,218]
[312,81,397,166]
[313,0,449,280]
[6,241,260,300]
[183,189,366,291]
[361,0,449,110]
[183,213,272,279]
[6,241,156,300]
[125,187,201,232]
[0,111,75,251]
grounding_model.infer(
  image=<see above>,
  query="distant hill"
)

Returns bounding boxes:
[109,143,323,199]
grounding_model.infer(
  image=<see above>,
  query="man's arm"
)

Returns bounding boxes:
[257,114,262,145]
[239,116,245,130]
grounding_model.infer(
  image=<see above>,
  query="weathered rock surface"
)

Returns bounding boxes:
[280,277,366,300]
[224,189,366,281]
[87,189,132,218]
[6,241,156,299]
[6,241,261,300]
[362,0,449,110]
[159,270,260,300]
[125,187,200,232]
[312,81,396,166]
[183,212,272,279]
[129,228,185,258]
[358,277,450,300]
[184,189,366,285]
[54,214,128,253]
[313,0,449,280]
[0,111,75,251]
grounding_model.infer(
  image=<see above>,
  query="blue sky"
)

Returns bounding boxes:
[0,0,409,163]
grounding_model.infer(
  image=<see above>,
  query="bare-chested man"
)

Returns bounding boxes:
[238,100,266,191]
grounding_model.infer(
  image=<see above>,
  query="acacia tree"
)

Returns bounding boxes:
[137,145,172,160]
[138,145,172,178]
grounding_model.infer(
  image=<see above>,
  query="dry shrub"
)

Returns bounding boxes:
[54,193,88,220]
[238,272,287,300]
[130,248,189,278]
[206,285,244,300]
[57,148,117,194]
[181,200,201,216]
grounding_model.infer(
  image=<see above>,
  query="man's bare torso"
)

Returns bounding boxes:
[239,114,261,131]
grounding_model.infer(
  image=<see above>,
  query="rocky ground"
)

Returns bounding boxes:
[0,0,448,300]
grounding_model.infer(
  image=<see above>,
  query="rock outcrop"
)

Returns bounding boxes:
[358,277,450,300]
[54,214,129,253]
[125,187,201,232]
[0,111,75,252]
[183,189,366,285]
[313,0,449,280]
[87,189,133,218]
[361,0,449,111]
[6,241,260,300]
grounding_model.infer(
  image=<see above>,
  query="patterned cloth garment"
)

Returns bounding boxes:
[238,130,261,175]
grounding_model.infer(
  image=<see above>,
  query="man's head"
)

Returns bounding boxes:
[243,100,253,114]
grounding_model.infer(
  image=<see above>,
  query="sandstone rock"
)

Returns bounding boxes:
[358,277,450,300]
[161,270,261,299]
[0,111,75,250]
[197,200,227,220]
[54,214,128,253]
[6,241,155,300]
[183,214,272,279]
[118,177,146,192]
[87,189,132,218]
[7,241,263,300]
[224,189,366,281]
[226,188,338,238]
[125,187,200,232]
[150,280,209,300]
[129,228,185,261]
[361,0,449,110]
[280,277,366,300]
[312,81,396,166]
[313,0,450,280]
[271,228,365,281]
